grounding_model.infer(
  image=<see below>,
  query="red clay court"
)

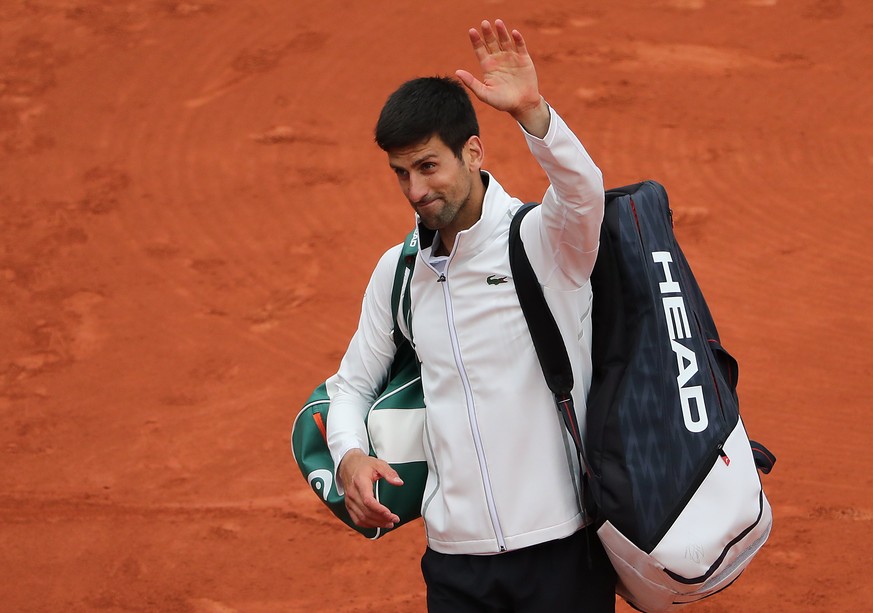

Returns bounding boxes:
[1,1,871,611]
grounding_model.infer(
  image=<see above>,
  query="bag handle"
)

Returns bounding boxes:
[391,230,418,347]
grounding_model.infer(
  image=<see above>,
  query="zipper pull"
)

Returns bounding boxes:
[437,274,446,283]
[718,444,731,466]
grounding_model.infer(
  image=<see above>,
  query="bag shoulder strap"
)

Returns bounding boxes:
[508,204,587,484]
[391,229,418,347]
[508,191,626,396]
[508,204,574,395]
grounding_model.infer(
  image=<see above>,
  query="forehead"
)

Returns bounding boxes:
[387,135,453,168]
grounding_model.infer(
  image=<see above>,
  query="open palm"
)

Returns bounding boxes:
[456,20,542,116]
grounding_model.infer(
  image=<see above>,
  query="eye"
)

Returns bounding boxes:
[421,162,437,172]
[393,168,409,179]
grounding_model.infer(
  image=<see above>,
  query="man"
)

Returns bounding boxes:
[326,19,616,611]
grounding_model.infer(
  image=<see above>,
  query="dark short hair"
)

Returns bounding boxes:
[375,76,479,158]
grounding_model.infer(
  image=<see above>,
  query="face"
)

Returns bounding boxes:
[388,135,484,233]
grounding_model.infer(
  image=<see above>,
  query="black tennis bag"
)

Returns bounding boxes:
[589,181,775,610]
[511,180,775,612]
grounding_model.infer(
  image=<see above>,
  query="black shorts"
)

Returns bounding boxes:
[421,524,617,612]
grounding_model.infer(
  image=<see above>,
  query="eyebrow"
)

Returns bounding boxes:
[390,152,438,172]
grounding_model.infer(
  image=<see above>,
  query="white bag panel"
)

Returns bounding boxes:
[596,417,774,612]
[600,511,772,613]
[599,520,677,613]
[670,510,772,605]
[649,417,764,579]
[367,408,426,464]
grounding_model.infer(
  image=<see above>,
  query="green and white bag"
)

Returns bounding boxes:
[290,231,427,539]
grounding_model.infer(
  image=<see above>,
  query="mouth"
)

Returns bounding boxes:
[414,198,441,212]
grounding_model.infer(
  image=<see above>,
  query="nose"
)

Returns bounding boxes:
[407,173,429,204]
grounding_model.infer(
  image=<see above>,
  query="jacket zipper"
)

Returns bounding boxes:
[436,264,507,552]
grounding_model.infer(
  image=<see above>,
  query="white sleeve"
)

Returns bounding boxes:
[326,243,404,485]
[519,105,605,289]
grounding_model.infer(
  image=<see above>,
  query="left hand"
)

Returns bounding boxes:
[455,19,549,135]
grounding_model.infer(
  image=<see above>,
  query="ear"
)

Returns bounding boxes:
[464,135,484,171]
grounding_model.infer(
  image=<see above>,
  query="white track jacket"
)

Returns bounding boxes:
[327,106,605,555]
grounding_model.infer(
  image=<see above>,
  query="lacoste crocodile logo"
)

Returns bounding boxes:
[487,275,508,286]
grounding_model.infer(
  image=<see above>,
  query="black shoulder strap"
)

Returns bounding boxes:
[509,204,588,489]
[508,204,574,395]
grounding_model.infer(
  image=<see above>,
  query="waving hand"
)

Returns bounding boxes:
[455,19,550,137]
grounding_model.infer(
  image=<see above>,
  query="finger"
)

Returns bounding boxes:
[355,502,397,528]
[346,500,369,526]
[350,502,397,529]
[512,29,529,57]
[494,19,514,52]
[455,69,487,102]
[346,484,398,528]
[480,20,500,54]
[351,474,400,520]
[375,460,404,486]
[345,495,369,526]
[348,503,393,529]
[466,27,489,63]
[361,491,400,523]
[455,69,474,87]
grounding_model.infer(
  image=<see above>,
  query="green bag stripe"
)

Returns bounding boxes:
[370,375,424,410]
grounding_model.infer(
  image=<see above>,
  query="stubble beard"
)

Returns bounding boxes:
[415,176,473,232]
[416,197,458,231]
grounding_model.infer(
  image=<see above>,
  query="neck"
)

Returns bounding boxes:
[434,240,450,257]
